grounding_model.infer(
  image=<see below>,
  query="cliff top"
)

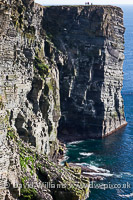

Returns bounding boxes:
[36,4,123,13]
[1,0,123,14]
[42,5,120,8]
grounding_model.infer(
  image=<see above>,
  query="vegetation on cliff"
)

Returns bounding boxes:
[6,129,90,200]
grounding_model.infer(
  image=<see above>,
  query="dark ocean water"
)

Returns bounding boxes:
[65,5,133,200]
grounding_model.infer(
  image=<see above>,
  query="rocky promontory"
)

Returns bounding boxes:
[44,5,126,141]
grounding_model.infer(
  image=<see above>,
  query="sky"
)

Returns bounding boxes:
[35,0,133,5]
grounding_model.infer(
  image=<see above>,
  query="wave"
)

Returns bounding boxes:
[121,172,133,177]
[118,193,133,198]
[87,165,110,173]
[75,163,110,173]
[79,152,94,157]
[63,156,69,161]
[68,140,84,145]
[114,172,133,178]
[83,172,114,177]
[82,165,113,177]
[82,169,133,179]
[59,155,70,166]
[75,162,90,166]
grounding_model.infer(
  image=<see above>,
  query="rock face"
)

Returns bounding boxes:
[0,0,126,199]
[0,0,61,198]
[42,6,127,141]
[0,0,61,154]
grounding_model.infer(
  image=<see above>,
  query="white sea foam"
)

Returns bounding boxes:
[83,172,114,177]
[75,163,110,173]
[90,161,99,167]
[118,193,133,198]
[121,172,133,177]
[87,165,110,173]
[63,156,69,161]
[79,152,94,157]
[113,174,123,178]
[68,140,84,145]
[114,172,133,178]
[60,163,64,166]
[64,149,68,154]
[75,162,90,166]
[59,155,70,166]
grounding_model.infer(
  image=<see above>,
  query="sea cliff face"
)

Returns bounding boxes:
[0,0,61,155]
[42,6,126,141]
[0,0,126,199]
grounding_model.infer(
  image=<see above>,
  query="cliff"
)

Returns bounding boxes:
[0,0,90,199]
[42,5,127,141]
[0,0,126,199]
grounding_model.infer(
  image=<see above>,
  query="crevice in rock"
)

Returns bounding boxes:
[15,113,27,139]
[27,77,43,114]
[39,92,49,119]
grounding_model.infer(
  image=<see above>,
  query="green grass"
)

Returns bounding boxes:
[20,188,38,200]
[7,128,16,140]
[34,56,49,79]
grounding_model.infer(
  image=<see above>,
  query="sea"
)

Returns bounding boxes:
[64,5,133,200]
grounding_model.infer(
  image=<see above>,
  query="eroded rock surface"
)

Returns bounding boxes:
[42,6,127,140]
[0,0,62,198]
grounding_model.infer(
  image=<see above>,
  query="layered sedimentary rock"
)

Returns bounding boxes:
[0,0,126,199]
[0,0,61,155]
[42,6,127,140]
[0,0,61,198]
[0,1,90,199]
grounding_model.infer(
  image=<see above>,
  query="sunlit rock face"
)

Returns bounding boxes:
[0,1,61,198]
[42,6,126,141]
[0,0,61,154]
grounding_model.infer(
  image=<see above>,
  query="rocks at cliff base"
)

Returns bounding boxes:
[6,131,90,200]
[68,163,113,181]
